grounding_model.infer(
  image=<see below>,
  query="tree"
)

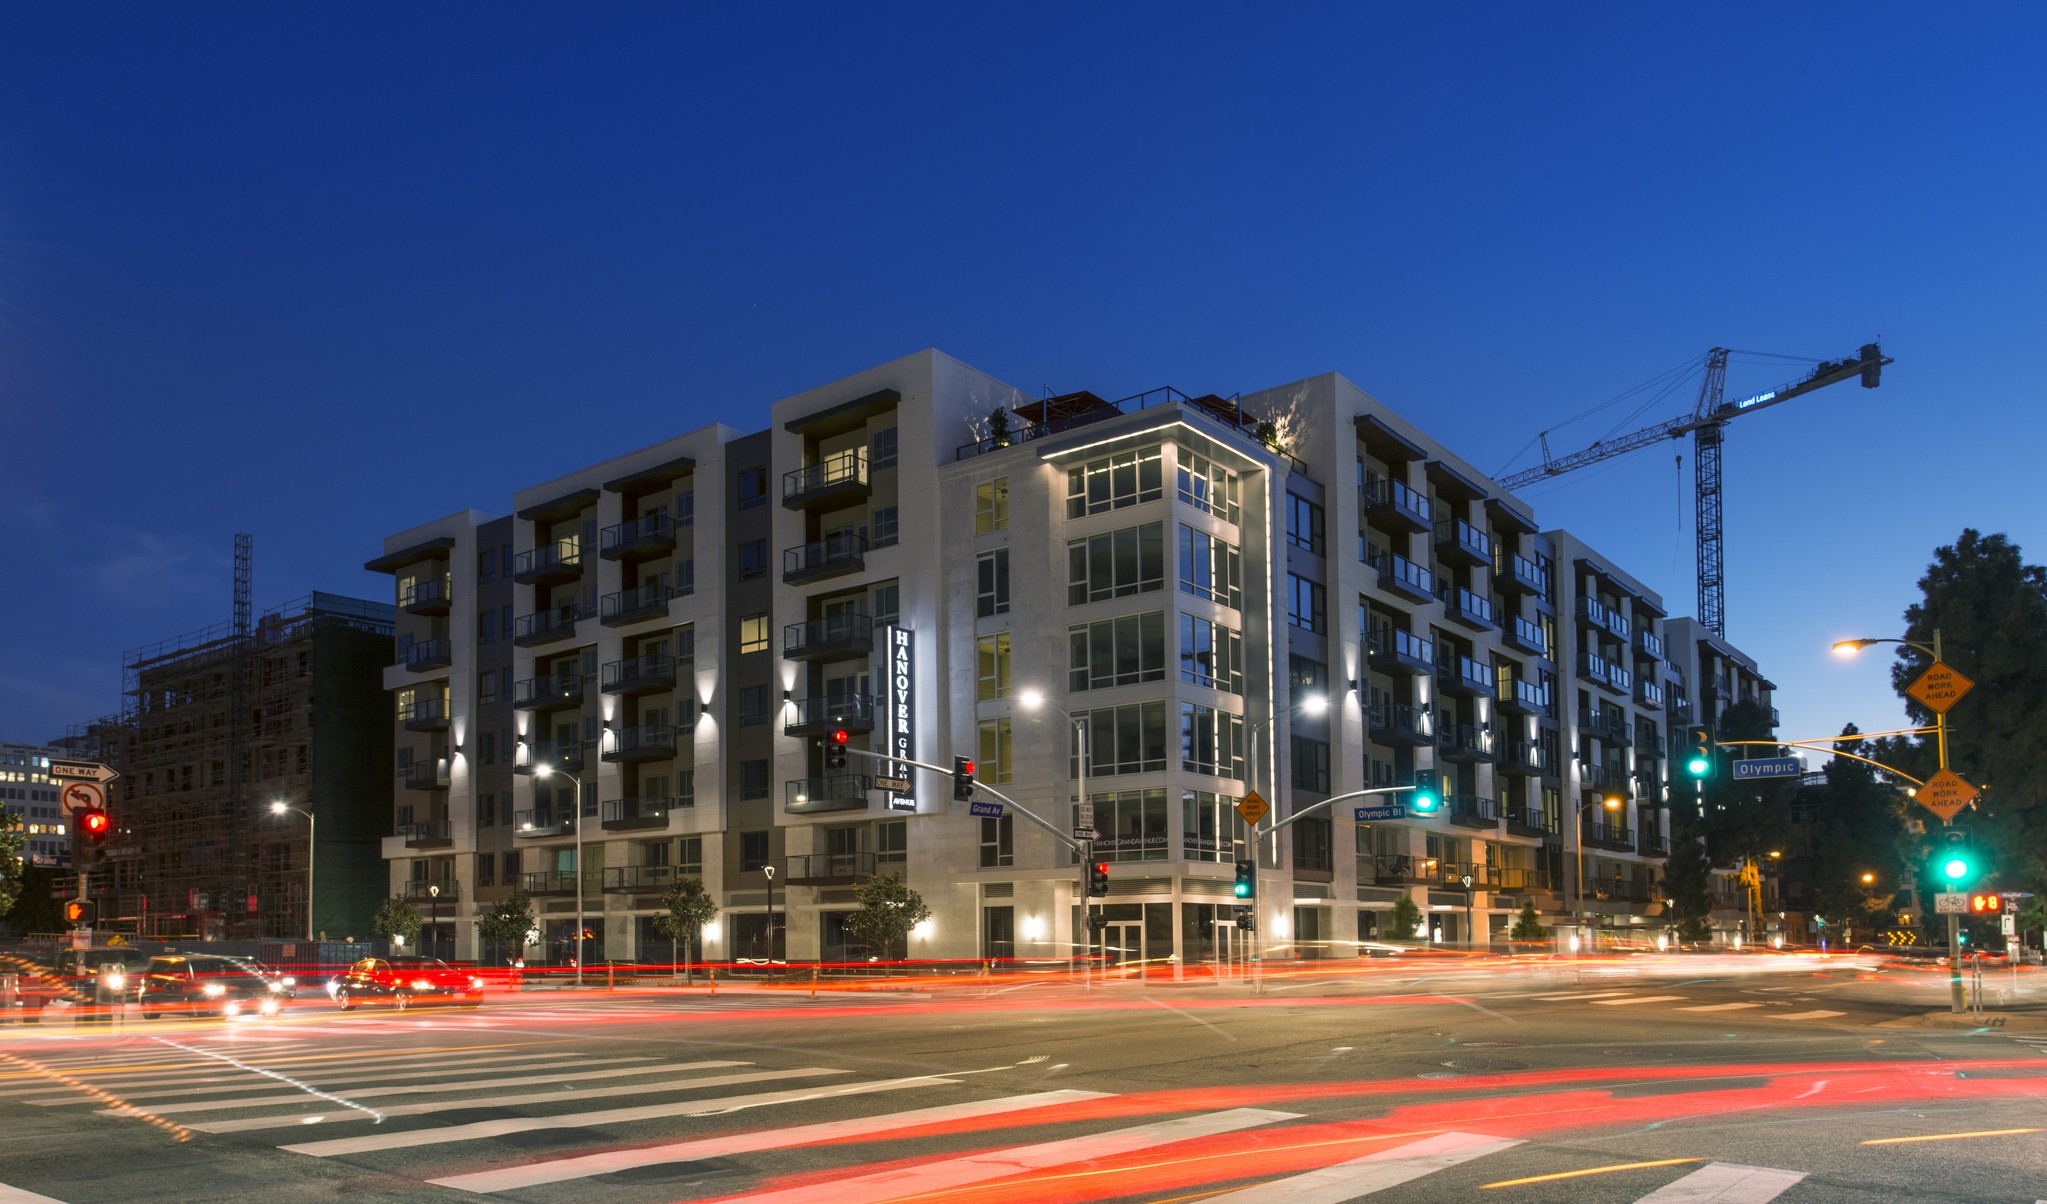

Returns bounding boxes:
[475,890,535,966]
[846,872,930,961]
[1386,895,1423,941]
[11,864,65,934]
[0,811,25,921]
[1664,793,1715,943]
[1700,700,1797,866]
[1802,726,1912,944]
[372,896,422,948]
[653,878,719,982]
[1509,901,1549,944]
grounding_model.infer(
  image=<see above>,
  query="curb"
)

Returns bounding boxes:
[1913,1010,2047,1033]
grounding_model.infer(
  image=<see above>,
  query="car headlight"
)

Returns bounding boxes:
[259,998,280,1015]
[469,977,485,990]
[224,1001,242,1016]
[281,976,295,987]
[268,981,286,992]
[104,972,126,993]
[204,983,226,997]
[412,979,431,990]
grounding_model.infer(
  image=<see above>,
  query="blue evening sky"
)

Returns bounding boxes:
[3,4,2041,756]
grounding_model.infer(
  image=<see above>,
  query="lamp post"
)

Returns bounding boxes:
[428,883,441,961]
[1244,693,1329,956]
[269,801,315,942]
[1574,793,1624,949]
[1018,689,1095,974]
[763,863,777,961]
[1834,628,1966,1012]
[533,763,587,986]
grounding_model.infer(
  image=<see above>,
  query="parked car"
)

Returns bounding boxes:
[332,956,484,1011]
[135,954,290,1019]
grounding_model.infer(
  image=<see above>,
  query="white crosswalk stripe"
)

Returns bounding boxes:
[0,1180,68,1203]
[1634,1161,1806,1202]
[23,1054,656,1105]
[1200,1131,1524,1201]
[1526,990,1637,1000]
[1772,1010,1844,1021]
[1679,1002,1765,1013]
[102,1058,743,1117]
[1595,996,1690,1006]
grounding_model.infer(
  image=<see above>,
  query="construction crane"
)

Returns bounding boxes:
[1498,342,1892,637]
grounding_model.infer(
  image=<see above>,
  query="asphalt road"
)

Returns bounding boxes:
[2,956,2044,1203]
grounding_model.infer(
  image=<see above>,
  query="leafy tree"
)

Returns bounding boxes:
[0,811,24,920]
[1700,700,1797,865]
[372,896,422,947]
[653,878,719,981]
[846,872,930,960]
[1801,726,1912,944]
[1386,895,1423,941]
[475,890,535,965]
[11,864,65,934]
[1509,902,1548,943]
[1663,793,1715,942]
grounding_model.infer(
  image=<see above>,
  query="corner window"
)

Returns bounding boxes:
[737,467,768,510]
[871,427,899,470]
[872,506,899,548]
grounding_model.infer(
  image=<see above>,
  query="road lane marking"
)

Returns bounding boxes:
[1773,1010,1844,1021]
[1677,1003,1764,1013]
[102,1059,746,1116]
[1200,1131,1523,1201]
[427,1090,1112,1194]
[717,1108,1302,1204]
[192,1065,830,1133]
[0,1182,68,1203]
[1525,991,1636,1001]
[1593,996,1688,1007]
[275,1072,958,1154]
[1862,1127,2042,1145]
[1633,1162,1805,1202]
[0,1041,540,1081]
[1482,1157,1704,1188]
[24,1054,656,1105]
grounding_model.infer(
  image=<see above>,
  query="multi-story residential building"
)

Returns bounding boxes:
[370,350,1764,966]
[1,742,69,868]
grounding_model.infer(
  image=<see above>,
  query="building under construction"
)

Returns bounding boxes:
[107,590,394,941]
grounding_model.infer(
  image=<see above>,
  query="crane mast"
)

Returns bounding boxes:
[1499,342,1891,637]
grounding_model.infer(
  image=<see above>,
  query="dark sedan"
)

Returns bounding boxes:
[135,955,290,1019]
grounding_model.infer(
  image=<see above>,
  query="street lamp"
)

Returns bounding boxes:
[269,800,315,942]
[763,863,777,961]
[532,763,587,986]
[1574,793,1625,946]
[427,883,441,961]
[1018,689,1096,970]
[1242,693,1328,949]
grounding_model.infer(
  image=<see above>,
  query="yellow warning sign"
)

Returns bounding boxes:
[1236,790,1270,827]
[1907,662,1975,715]
[1915,768,1979,822]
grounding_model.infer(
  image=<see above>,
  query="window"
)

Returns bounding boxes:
[1291,735,1330,792]
[479,793,496,827]
[738,685,772,726]
[1286,494,1325,555]
[1067,445,1163,518]
[501,666,514,699]
[501,604,514,639]
[1178,526,1243,608]
[478,609,495,644]
[737,467,767,509]
[977,635,1012,701]
[677,770,696,808]
[871,582,900,628]
[502,850,522,881]
[640,839,671,868]
[871,427,899,470]
[1179,614,1244,694]
[740,760,769,800]
[979,814,1014,868]
[1180,703,1246,779]
[678,835,703,874]
[1287,573,1326,633]
[673,490,695,525]
[872,506,899,548]
[1177,450,1241,523]
[977,717,1013,784]
[739,830,769,871]
[739,614,769,655]
[1069,612,1166,690]
[477,673,497,705]
[478,551,496,584]
[975,479,1009,533]
[502,545,515,577]
[1074,701,1169,776]
[1082,788,1169,863]
[1293,816,1332,872]
[976,549,1010,617]
[1288,654,1327,693]
[480,731,496,765]
[738,539,768,580]
[476,852,496,887]
[876,819,907,864]
[1181,789,1238,862]
[1067,522,1165,605]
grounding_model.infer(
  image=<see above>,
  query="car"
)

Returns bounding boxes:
[135,954,291,1019]
[332,956,484,1011]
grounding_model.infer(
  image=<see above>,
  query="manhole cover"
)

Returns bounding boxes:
[1440,1058,1529,1071]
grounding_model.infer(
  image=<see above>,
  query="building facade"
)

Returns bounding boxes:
[1,742,69,869]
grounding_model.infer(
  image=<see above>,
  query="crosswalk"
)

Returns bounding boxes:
[0,1036,1838,1202]
[1488,988,1845,1021]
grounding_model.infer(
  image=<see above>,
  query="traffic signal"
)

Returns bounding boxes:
[1088,860,1109,897]
[1233,858,1256,899]
[952,756,976,802]
[824,729,848,771]
[1934,828,1974,886]
[1969,892,2004,915]
[1409,768,1441,814]
[1684,725,1714,778]
[1234,905,1255,932]
[63,900,96,926]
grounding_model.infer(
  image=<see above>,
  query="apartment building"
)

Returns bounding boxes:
[369,349,1764,965]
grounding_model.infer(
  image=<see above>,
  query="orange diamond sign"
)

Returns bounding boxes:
[1916,768,1979,822]
[1907,662,1975,715]
[1236,790,1271,827]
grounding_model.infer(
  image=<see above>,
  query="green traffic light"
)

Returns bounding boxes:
[1686,755,1711,777]
[1941,856,1971,882]
[1232,881,1251,898]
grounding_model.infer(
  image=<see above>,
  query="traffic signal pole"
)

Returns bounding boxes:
[1933,630,1966,1015]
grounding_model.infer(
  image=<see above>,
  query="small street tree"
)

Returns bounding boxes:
[1387,895,1423,941]
[0,811,26,921]
[1509,902,1549,944]
[847,872,930,962]
[1664,794,1716,943]
[476,890,536,966]
[654,878,719,982]
[372,896,422,949]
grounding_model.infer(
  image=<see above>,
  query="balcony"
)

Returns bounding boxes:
[513,604,585,648]
[397,820,451,849]
[1577,650,1612,690]
[784,610,872,661]
[1634,730,1664,761]
[404,639,453,673]
[1434,519,1492,568]
[785,774,873,814]
[601,584,675,628]
[1439,586,1496,632]
[1497,741,1553,778]
[603,723,679,764]
[1447,794,1499,830]
[1638,830,1671,858]
[783,851,878,886]
[1501,804,1554,838]
[1367,627,1434,674]
[1605,608,1632,641]
[399,577,452,616]
[783,450,871,512]
[1497,678,1550,717]
[600,513,676,562]
[1576,596,1608,629]
[516,739,584,774]
[1358,854,1447,887]
[1580,762,1628,795]
[1438,723,1492,764]
[401,760,448,791]
[1361,478,1431,534]
[785,693,876,737]
[602,653,679,696]
[1607,662,1633,693]
[600,796,675,831]
[400,696,452,732]
[513,674,584,713]
[1579,707,1628,743]
[1505,616,1546,657]
[1582,821,1635,852]
[1367,701,1433,746]
[513,810,576,839]
[1634,678,1664,710]
[1374,553,1435,605]
[1634,628,1664,660]
[400,878,458,901]
[603,865,684,892]
[1592,878,1652,904]
[1497,554,1548,596]
[1668,700,1694,725]
[784,530,868,585]
[513,540,584,586]
[1436,655,1494,698]
[519,870,592,895]
[1487,865,1556,893]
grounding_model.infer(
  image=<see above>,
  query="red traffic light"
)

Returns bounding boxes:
[1094,861,1108,874]
[81,809,111,837]
[960,760,975,777]
[1969,892,2004,915]
[830,729,849,745]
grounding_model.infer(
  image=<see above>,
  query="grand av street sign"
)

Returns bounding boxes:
[1731,756,1803,781]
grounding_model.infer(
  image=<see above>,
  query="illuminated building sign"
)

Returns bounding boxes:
[884,624,916,812]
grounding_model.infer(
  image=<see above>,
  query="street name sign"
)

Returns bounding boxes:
[1235,790,1270,827]
[1906,662,1974,715]
[1731,756,1803,781]
[1916,768,1979,822]
[1355,804,1407,822]
[50,760,118,784]
[1935,892,1969,915]
[967,801,1004,819]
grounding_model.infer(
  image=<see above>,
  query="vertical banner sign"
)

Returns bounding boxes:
[885,625,916,812]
